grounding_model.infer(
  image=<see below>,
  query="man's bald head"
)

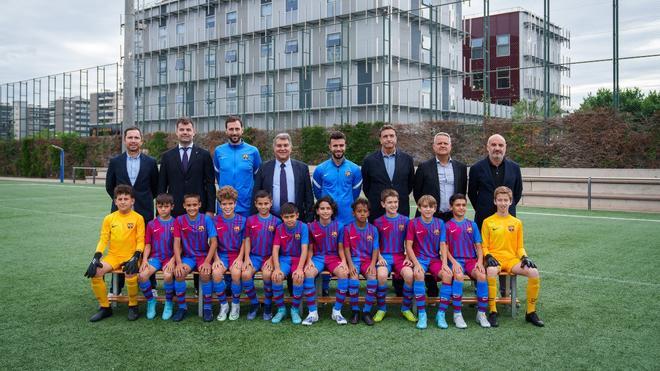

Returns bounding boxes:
[487,134,507,165]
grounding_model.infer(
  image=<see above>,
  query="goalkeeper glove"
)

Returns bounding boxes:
[84,252,103,278]
[485,254,500,267]
[520,256,537,269]
[122,251,142,275]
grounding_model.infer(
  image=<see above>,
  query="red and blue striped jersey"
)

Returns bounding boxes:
[373,214,408,254]
[246,214,281,256]
[214,214,246,254]
[308,220,342,255]
[405,217,445,259]
[173,214,217,258]
[445,218,481,259]
[274,221,309,257]
[343,222,379,259]
[145,217,175,261]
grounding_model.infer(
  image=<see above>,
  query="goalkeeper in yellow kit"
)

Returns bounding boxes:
[481,186,544,327]
[84,184,145,322]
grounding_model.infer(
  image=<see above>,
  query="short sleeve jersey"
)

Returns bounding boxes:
[308,220,343,256]
[343,222,379,259]
[405,217,445,259]
[245,214,281,256]
[373,214,409,254]
[274,221,309,257]
[173,214,217,258]
[445,218,481,259]
[214,214,246,254]
[145,217,175,261]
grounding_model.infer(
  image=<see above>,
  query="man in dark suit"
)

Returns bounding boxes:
[413,132,468,222]
[468,133,523,230]
[362,125,415,222]
[106,126,159,221]
[158,117,216,217]
[253,132,314,222]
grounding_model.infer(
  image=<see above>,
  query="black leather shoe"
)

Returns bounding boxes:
[488,312,499,327]
[89,307,113,322]
[349,310,360,325]
[127,305,139,321]
[362,312,375,326]
[172,308,187,322]
[525,311,545,327]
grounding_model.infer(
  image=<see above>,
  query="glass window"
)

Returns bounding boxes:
[175,57,184,70]
[471,37,483,60]
[422,79,431,93]
[261,3,272,17]
[472,70,484,91]
[225,50,237,63]
[285,40,298,54]
[159,57,167,73]
[422,35,431,50]
[261,36,273,58]
[286,0,298,11]
[326,78,341,92]
[496,34,510,57]
[326,33,341,47]
[176,23,185,34]
[226,11,237,24]
[497,68,510,89]
[286,82,298,94]
[206,15,215,29]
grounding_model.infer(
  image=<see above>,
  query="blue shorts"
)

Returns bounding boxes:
[148,257,172,271]
[417,256,443,278]
[278,255,301,276]
[381,253,406,275]
[181,256,206,271]
[250,254,269,271]
[218,252,240,269]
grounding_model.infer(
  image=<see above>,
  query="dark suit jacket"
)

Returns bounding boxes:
[413,157,468,220]
[468,156,523,229]
[362,150,415,221]
[106,152,159,221]
[253,159,314,222]
[158,145,216,217]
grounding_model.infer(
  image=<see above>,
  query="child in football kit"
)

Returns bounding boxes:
[482,186,544,327]
[405,195,453,329]
[373,189,416,323]
[84,184,145,322]
[271,202,309,324]
[171,193,218,322]
[343,198,388,326]
[302,196,350,325]
[442,193,490,328]
[241,190,281,320]
[138,193,176,320]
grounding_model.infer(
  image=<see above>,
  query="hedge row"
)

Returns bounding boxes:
[0,109,657,179]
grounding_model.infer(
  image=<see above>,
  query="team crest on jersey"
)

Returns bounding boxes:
[433,229,440,235]
[198,225,205,231]
[294,233,301,240]
[331,231,338,238]
[242,154,249,160]
[367,235,373,242]
[399,224,405,231]
[127,223,134,229]
[170,226,175,232]
[508,225,515,232]
[268,225,275,232]
[345,171,351,177]
[467,226,473,233]
[233,225,240,232]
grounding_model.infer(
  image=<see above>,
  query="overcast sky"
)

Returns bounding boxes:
[0,0,658,110]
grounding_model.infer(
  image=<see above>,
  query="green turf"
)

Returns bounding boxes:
[0,179,659,370]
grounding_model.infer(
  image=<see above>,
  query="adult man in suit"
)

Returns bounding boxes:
[361,125,415,222]
[158,117,216,217]
[106,126,159,222]
[468,133,523,230]
[413,132,468,222]
[253,132,314,222]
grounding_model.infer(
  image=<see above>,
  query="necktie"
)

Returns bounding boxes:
[280,163,288,207]
[182,147,190,172]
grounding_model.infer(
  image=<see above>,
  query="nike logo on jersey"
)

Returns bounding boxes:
[382,226,390,231]
[449,229,457,233]
[349,236,358,240]
[153,228,161,233]
[416,231,425,234]
[313,233,323,238]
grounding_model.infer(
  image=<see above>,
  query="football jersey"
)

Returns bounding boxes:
[274,221,309,257]
[445,218,481,259]
[405,217,445,259]
[308,220,342,255]
[481,214,526,261]
[145,217,175,261]
[95,210,145,259]
[214,214,246,254]
[173,214,217,258]
[246,214,281,256]
[343,222,379,259]
[373,214,408,254]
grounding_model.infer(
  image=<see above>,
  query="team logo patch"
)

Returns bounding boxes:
[433,229,440,236]
[242,154,249,160]
[127,223,134,229]
[234,225,240,232]
[508,225,515,232]
[198,225,205,231]
[268,225,275,232]
[467,226,473,233]
[170,226,175,232]
[345,171,351,177]
[367,235,373,242]
[399,224,405,231]
[294,233,301,240]
[331,231,338,238]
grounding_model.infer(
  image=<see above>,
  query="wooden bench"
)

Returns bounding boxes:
[107,271,519,317]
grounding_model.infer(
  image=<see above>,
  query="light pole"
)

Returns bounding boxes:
[51,144,64,183]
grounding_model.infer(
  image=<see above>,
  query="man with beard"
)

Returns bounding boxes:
[213,116,262,217]
[312,131,363,227]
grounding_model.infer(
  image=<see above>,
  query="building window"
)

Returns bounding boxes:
[471,70,484,91]
[226,85,237,114]
[326,77,341,106]
[260,36,273,70]
[285,82,299,110]
[207,84,216,115]
[206,15,215,29]
[497,68,510,89]
[226,11,237,35]
[260,84,273,112]
[206,48,216,78]
[471,37,483,60]
[326,33,341,62]
[225,50,237,63]
[496,34,510,57]
[176,22,185,44]
[159,93,167,119]
[327,0,340,17]
[286,0,298,11]
[285,39,298,54]
[421,79,431,109]
[261,2,272,29]
[175,94,184,117]
[159,26,167,49]
[286,0,298,22]
[422,35,431,50]
[158,56,167,84]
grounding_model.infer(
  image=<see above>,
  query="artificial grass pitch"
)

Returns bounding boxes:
[0,179,658,370]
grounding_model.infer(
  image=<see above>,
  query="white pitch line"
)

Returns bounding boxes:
[0,205,102,221]
[0,183,103,190]
[0,194,102,202]
[541,270,660,288]
[519,211,660,223]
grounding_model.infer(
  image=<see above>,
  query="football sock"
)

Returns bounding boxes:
[401,283,413,312]
[91,277,109,308]
[349,279,360,311]
[263,280,273,307]
[303,277,317,313]
[213,279,227,304]
[487,276,498,313]
[363,279,377,312]
[334,278,348,311]
[451,280,463,313]
[125,275,139,306]
[139,280,153,301]
[376,284,388,311]
[243,278,257,305]
[476,280,488,313]
[413,280,426,314]
[527,277,540,314]
[175,280,187,310]
[438,282,451,313]
[292,284,303,310]
[202,280,213,310]
[231,282,242,304]
[273,283,285,308]
[164,281,174,303]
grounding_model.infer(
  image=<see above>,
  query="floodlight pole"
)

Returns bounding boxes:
[123,0,136,153]
[51,145,64,183]
[612,0,619,111]
[543,0,550,120]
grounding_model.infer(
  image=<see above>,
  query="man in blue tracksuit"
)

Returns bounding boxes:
[312,131,363,227]
[213,116,262,217]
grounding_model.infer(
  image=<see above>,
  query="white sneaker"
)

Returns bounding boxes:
[454,312,468,329]
[331,309,348,325]
[476,311,491,328]
[216,303,229,321]
[229,303,240,321]
[151,289,158,298]
[302,311,319,326]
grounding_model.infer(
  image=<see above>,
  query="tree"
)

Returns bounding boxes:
[512,98,562,121]
[579,87,660,119]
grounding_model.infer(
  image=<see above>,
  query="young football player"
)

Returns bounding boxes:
[138,193,176,320]
[212,186,246,321]
[302,196,350,325]
[171,193,218,322]
[84,184,145,322]
[242,190,281,320]
[482,186,544,327]
[271,203,309,324]
[405,195,452,329]
[442,193,490,328]
[343,198,387,326]
[373,189,416,323]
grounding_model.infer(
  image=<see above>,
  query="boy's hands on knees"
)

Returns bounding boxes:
[84,252,103,278]
[413,264,424,276]
[452,263,463,277]
[175,264,188,278]
[163,259,175,274]
[304,262,315,273]
[262,258,273,271]
[520,256,537,269]
[139,260,149,273]
[485,254,500,267]
[243,257,253,270]
[474,263,485,274]
[366,264,376,276]
[212,259,223,271]
[122,251,142,274]
[377,255,387,267]
[199,261,211,275]
[231,259,242,271]
[293,267,304,281]
[273,269,284,281]
[441,264,452,276]
[403,258,413,267]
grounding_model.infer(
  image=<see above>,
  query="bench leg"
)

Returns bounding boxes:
[111,273,119,309]
[197,273,203,317]
[510,275,518,317]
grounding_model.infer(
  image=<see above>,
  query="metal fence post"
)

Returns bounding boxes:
[587,177,592,211]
